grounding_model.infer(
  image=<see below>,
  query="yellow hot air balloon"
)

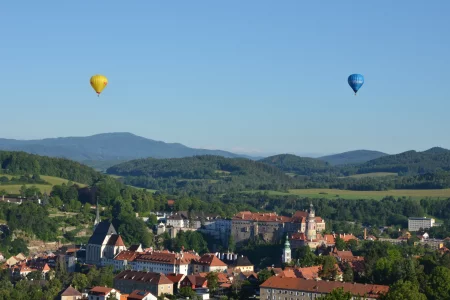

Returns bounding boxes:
[90,74,108,96]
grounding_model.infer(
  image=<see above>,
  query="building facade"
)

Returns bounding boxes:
[85,221,127,265]
[408,217,435,231]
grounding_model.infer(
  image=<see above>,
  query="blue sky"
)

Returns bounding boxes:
[1,1,449,156]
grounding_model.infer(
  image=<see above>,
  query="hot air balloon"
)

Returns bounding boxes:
[348,74,364,95]
[90,74,108,96]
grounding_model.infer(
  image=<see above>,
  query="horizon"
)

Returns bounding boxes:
[1,1,449,154]
[1,131,447,158]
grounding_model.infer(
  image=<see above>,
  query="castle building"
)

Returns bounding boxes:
[231,206,326,245]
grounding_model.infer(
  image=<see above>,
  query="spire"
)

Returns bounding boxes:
[94,197,100,229]
[284,233,290,248]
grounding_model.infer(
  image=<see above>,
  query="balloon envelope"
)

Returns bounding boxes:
[348,74,364,94]
[90,74,108,95]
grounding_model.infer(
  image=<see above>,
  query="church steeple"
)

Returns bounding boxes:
[94,197,100,230]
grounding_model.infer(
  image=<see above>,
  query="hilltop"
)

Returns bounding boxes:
[0,133,255,170]
[357,147,450,174]
[107,155,297,194]
[259,154,331,175]
[318,150,388,166]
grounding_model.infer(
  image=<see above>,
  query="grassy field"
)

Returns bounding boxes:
[0,175,87,195]
[243,188,450,200]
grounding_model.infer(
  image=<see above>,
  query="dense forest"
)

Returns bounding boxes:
[259,154,333,175]
[105,149,450,194]
[0,151,102,185]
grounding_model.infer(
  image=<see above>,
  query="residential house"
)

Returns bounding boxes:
[113,270,174,296]
[166,273,185,294]
[60,286,82,300]
[221,254,254,273]
[260,276,389,300]
[191,253,228,273]
[330,248,364,263]
[88,287,121,300]
[127,290,157,300]
[180,275,208,290]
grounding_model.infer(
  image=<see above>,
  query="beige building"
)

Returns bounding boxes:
[114,270,174,296]
[260,276,389,300]
[191,253,228,273]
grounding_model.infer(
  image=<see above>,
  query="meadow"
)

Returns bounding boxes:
[0,175,87,195]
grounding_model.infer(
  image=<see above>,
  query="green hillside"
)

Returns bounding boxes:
[107,155,297,193]
[357,148,450,174]
[0,151,102,185]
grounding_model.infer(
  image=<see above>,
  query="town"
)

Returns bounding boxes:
[2,196,448,300]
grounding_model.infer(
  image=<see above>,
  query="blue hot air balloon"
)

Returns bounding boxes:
[348,74,364,95]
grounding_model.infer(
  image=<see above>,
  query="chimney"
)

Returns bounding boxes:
[364,228,367,240]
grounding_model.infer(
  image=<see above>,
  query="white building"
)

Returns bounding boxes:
[408,217,435,231]
[112,250,201,275]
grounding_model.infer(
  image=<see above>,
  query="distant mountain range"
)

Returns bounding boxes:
[0,133,257,170]
[0,132,438,172]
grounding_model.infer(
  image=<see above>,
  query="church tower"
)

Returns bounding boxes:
[282,233,292,264]
[306,203,317,241]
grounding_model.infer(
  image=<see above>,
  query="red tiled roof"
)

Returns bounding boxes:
[114,270,173,285]
[260,277,389,298]
[90,286,114,295]
[195,254,227,267]
[107,235,126,247]
[128,290,152,300]
[115,251,140,262]
[295,266,321,280]
[232,212,291,223]
[167,200,175,206]
[166,273,185,283]
[184,275,207,287]
[278,269,296,278]
[61,286,82,297]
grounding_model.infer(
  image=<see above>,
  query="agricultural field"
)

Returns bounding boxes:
[243,188,450,200]
[0,175,86,195]
[345,172,398,178]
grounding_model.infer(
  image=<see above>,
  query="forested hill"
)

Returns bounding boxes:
[356,148,450,174]
[107,155,297,193]
[318,150,388,166]
[259,154,332,175]
[0,132,254,170]
[0,151,102,185]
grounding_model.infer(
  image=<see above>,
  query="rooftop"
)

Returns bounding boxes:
[114,270,173,285]
[260,277,388,298]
